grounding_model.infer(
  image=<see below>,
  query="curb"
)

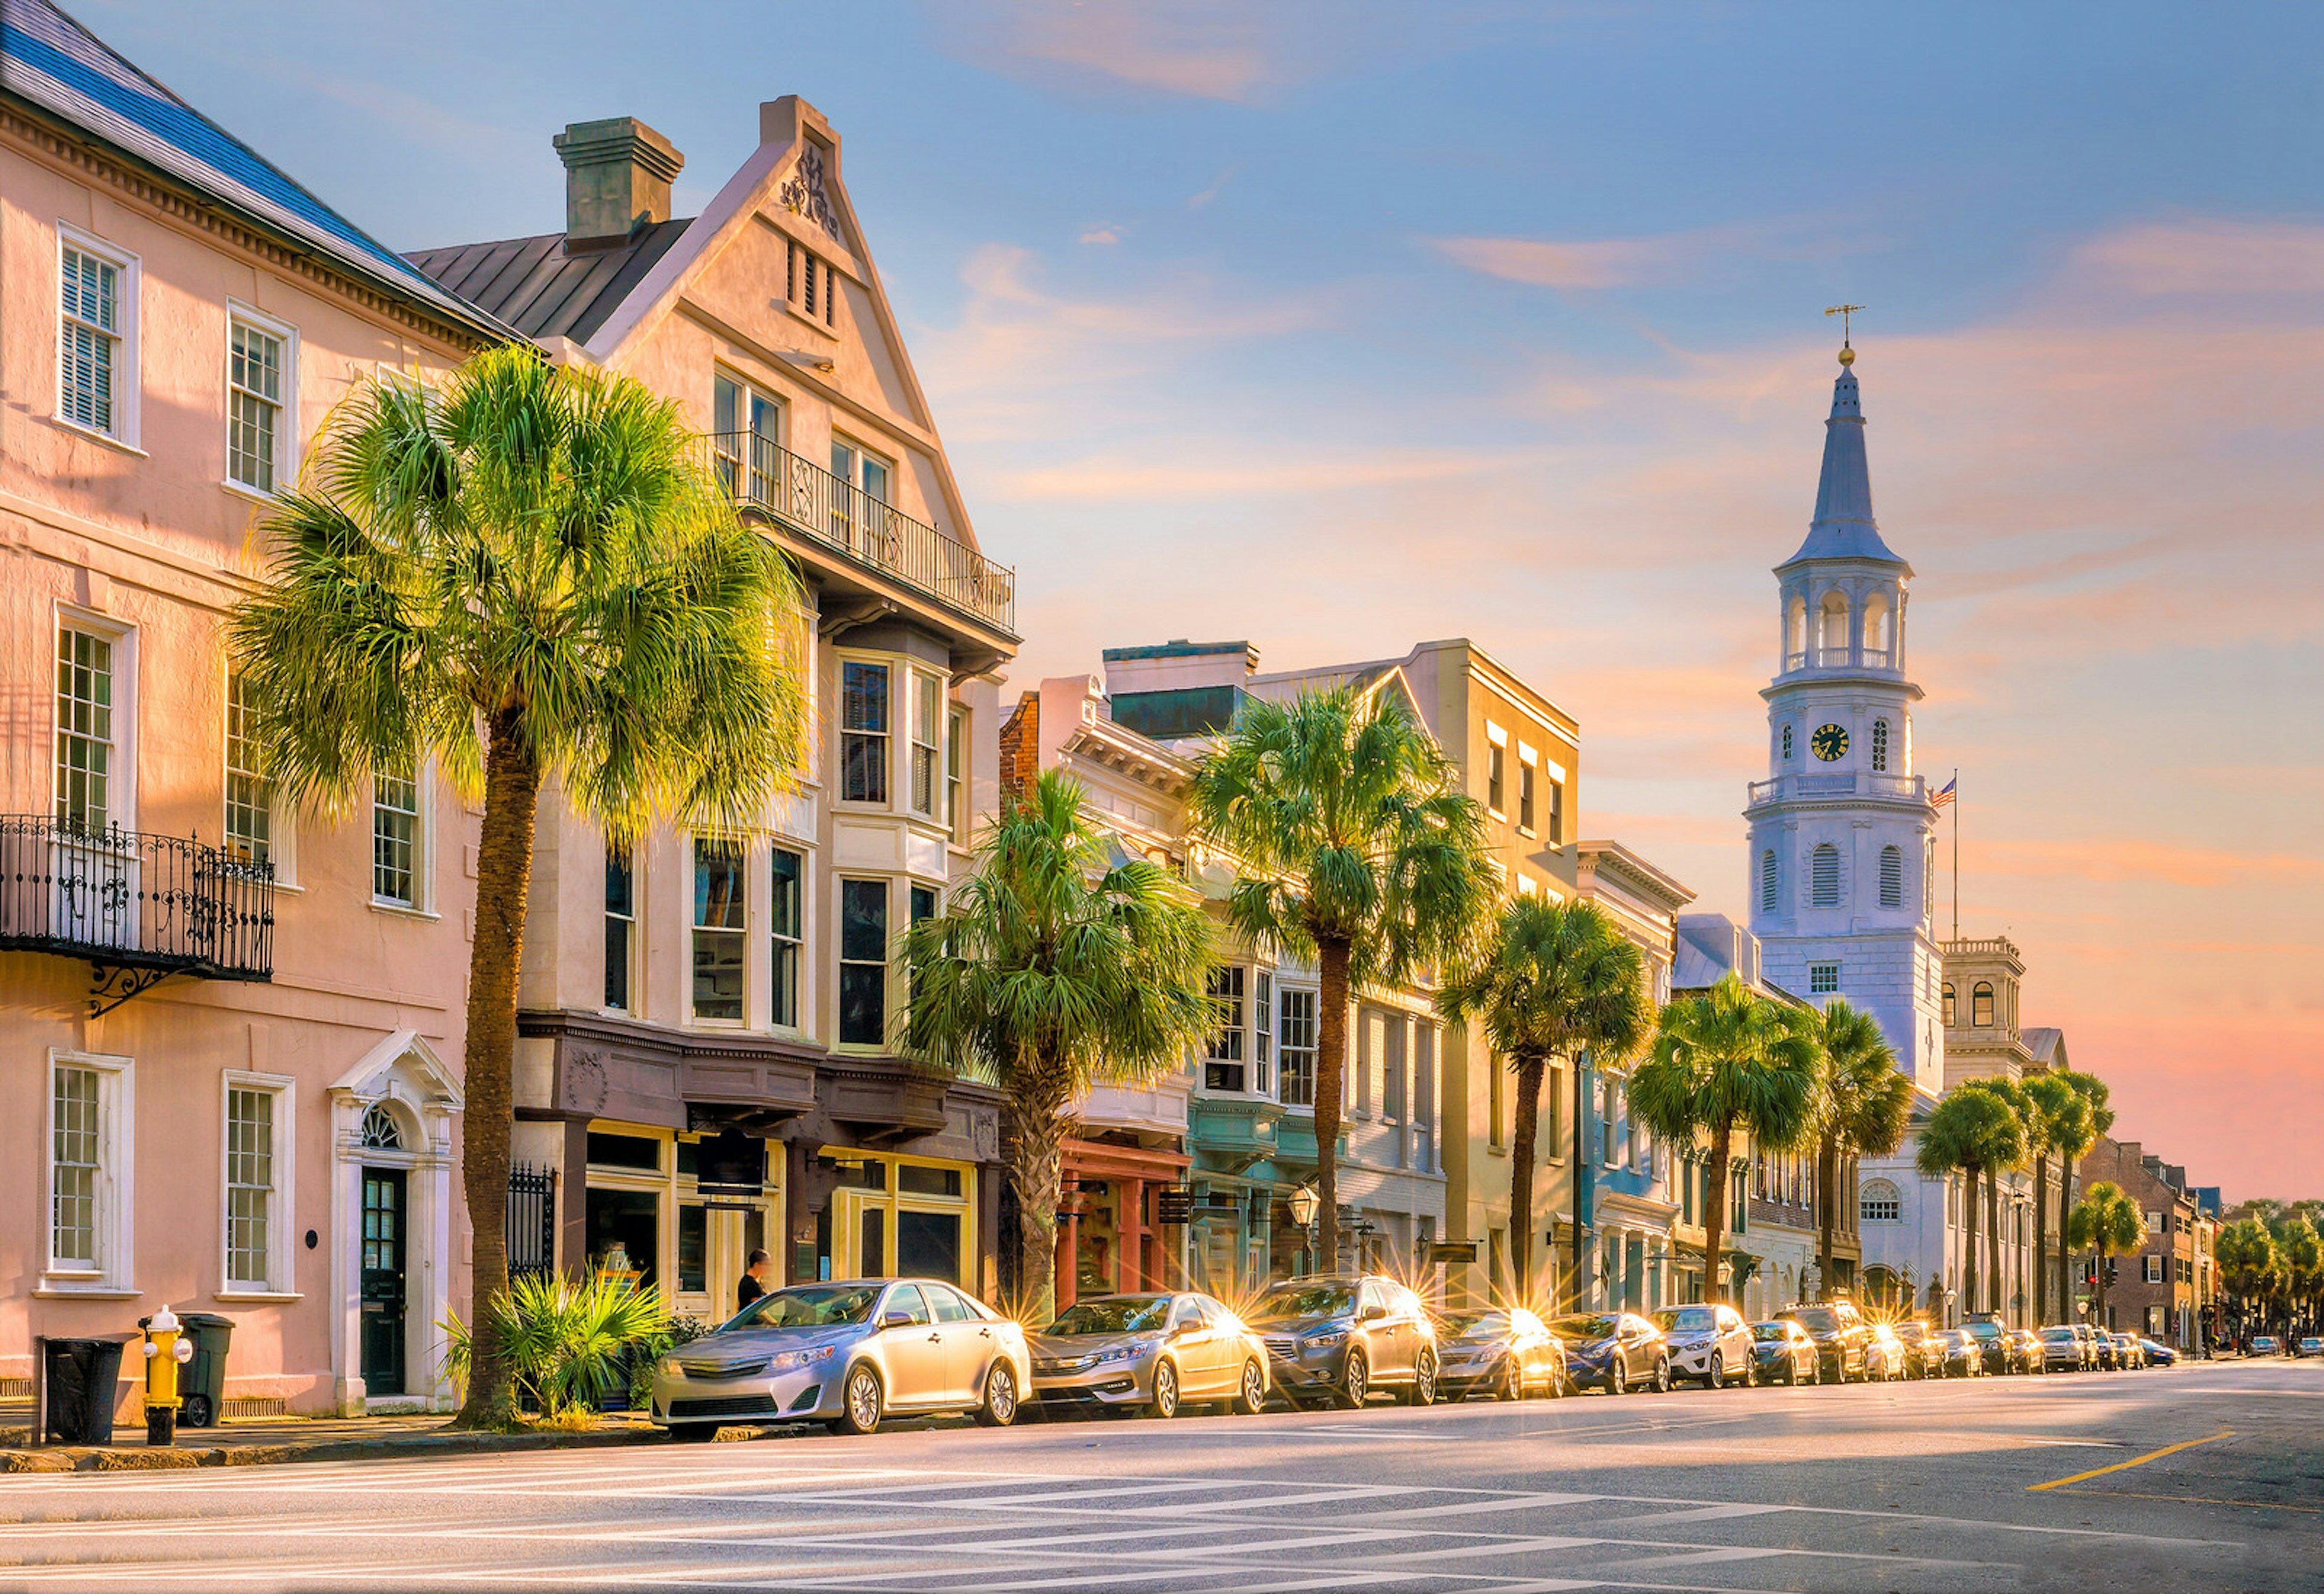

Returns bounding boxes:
[1,1425,677,1474]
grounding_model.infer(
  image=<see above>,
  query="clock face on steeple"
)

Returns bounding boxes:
[1811,723,1850,762]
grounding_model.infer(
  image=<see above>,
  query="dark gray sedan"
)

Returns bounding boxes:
[1747,1319,1820,1385]
[1435,1307,1567,1401]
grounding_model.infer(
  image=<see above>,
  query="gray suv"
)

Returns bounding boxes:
[1248,1275,1439,1408]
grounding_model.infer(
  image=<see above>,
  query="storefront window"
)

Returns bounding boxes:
[817,1149,974,1287]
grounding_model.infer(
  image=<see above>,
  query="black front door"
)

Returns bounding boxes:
[361,1168,408,1396]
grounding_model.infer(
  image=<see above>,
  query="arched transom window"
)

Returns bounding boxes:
[1860,1179,1902,1223]
[360,1102,404,1150]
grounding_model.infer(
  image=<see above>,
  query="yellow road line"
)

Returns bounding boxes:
[2028,1431,2234,1492]
[2051,1486,2319,1516]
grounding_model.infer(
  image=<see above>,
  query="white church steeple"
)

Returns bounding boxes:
[1745,344,1946,1094]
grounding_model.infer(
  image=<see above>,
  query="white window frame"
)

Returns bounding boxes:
[41,1049,134,1295]
[54,609,136,834]
[836,654,893,807]
[946,705,968,846]
[836,875,891,1049]
[1809,961,1840,995]
[1483,720,1508,815]
[603,838,638,1015]
[769,843,806,1032]
[223,301,298,499]
[1204,964,1248,1092]
[55,225,140,449]
[222,665,295,884]
[691,834,749,1027]
[219,1070,298,1299]
[1277,985,1318,1107]
[712,369,781,505]
[908,671,942,819]
[370,757,432,914]
[1516,744,1538,835]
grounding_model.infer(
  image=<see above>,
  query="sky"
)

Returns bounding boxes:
[77,0,2324,1200]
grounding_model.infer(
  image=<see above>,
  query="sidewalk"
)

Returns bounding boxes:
[0,1409,714,1473]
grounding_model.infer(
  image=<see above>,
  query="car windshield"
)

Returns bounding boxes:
[1253,1284,1356,1320]
[1965,1322,2001,1340]
[1443,1311,1511,1340]
[1046,1297,1171,1335]
[1549,1314,1622,1340]
[1896,1324,1928,1340]
[729,1284,881,1330]
[2040,1328,2075,1340]
[1653,1308,1718,1334]
[1750,1323,1789,1342]
[1783,1308,1845,1334]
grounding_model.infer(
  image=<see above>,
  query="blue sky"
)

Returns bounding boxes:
[77,0,2324,1195]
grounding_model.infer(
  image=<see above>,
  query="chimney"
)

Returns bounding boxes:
[553,117,683,250]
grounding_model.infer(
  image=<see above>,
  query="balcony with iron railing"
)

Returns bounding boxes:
[0,815,275,1013]
[711,432,1016,637]
[1747,770,1926,807]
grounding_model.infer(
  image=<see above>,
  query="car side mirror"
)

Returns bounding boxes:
[881,1311,913,1330]
[1360,1305,1387,1322]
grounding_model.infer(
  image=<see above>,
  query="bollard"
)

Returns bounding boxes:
[142,1305,193,1446]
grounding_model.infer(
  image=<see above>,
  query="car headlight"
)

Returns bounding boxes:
[766,1345,836,1374]
[1091,1345,1143,1366]
[1302,1328,1349,1350]
[657,1356,681,1378]
[1577,1340,1613,1360]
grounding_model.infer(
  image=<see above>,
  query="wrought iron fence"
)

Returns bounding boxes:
[0,815,274,983]
[710,431,1016,635]
[507,1161,557,1283]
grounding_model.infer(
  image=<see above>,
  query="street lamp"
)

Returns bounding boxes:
[1288,1184,1320,1275]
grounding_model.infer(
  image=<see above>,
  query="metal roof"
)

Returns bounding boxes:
[404,221,691,345]
[1,0,507,341]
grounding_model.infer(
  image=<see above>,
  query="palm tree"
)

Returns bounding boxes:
[1436,896,1653,1302]
[2270,1216,2322,1343]
[228,349,806,1426]
[1914,1086,2023,1318]
[1626,975,1817,1305]
[1958,1078,2031,1323]
[2216,1218,2279,1348]
[2019,1073,2090,1329]
[1189,687,1494,1270]
[903,770,1214,1321]
[1799,1000,1908,1302]
[2053,1070,2113,1325]
[2067,1181,2148,1331]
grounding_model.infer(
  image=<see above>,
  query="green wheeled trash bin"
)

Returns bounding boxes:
[140,1312,234,1428]
[39,1335,132,1445]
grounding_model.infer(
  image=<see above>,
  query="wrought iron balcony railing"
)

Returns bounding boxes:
[0,815,275,1012]
[711,432,1016,636]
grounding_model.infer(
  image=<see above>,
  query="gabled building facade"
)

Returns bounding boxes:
[410,100,1017,1314]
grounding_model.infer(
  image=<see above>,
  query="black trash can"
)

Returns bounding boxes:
[39,1335,131,1445]
[140,1312,234,1428]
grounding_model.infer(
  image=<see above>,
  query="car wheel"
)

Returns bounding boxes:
[1148,1359,1181,1420]
[1808,1357,1822,1386]
[1233,1359,1267,1416]
[1607,1358,1626,1397]
[1706,1357,1725,1391]
[666,1423,718,1444]
[1742,1357,1760,1389]
[1651,1356,1673,1394]
[975,1362,1020,1428]
[1340,1348,1370,1409]
[1408,1350,1438,1407]
[833,1363,884,1436]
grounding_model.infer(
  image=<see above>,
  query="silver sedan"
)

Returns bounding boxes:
[1031,1292,1270,1418]
[649,1277,1030,1439]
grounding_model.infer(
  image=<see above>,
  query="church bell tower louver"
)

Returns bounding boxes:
[1744,341,1945,1095]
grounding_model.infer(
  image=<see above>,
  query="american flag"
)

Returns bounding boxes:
[1929,777,1957,810]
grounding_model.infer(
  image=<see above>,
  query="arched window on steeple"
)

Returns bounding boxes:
[1781,723,1794,762]
[1785,598,1808,671]
[1810,843,1840,907]
[1942,983,1956,1027]
[1972,982,1995,1027]
[1760,849,1779,913]
[1818,590,1851,665]
[1871,718,1890,772]
[1879,845,1903,908]
[1863,593,1892,667]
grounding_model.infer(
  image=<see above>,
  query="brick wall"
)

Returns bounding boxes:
[997,691,1039,804]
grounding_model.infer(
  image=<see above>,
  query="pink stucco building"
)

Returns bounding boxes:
[1,0,506,1417]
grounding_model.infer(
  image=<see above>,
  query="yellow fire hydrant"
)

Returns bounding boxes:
[142,1305,193,1446]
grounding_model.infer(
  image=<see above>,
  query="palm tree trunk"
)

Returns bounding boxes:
[1005,1043,1074,1323]
[1960,1167,1981,1320]
[1507,1054,1545,1302]
[1314,938,1351,1273]
[1703,1122,1734,1305]
[2095,1243,2110,1329]
[1569,1062,1591,1309]
[1816,1132,1837,1303]
[2058,1173,2075,1327]
[1986,1167,2004,1324]
[2032,1154,2049,1327]
[452,709,542,1429]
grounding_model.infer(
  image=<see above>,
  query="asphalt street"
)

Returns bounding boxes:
[0,1358,2316,1593]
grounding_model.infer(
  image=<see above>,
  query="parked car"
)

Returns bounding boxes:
[1891,1320,1945,1379]
[1249,1276,1439,1408]
[2072,1323,2108,1369]
[1961,1317,2014,1375]
[2111,1332,2145,1370]
[1776,1302,1873,1383]
[1748,1320,1820,1385]
[2091,1328,2124,1370]
[1652,1303,1754,1389]
[1551,1311,1672,1395]
[1864,1322,1908,1381]
[1436,1306,1567,1401]
[2004,1329,2047,1374]
[2250,1334,2280,1357]
[651,1277,1030,1440]
[1030,1291,1268,1418]
[1934,1328,1983,1377]
[2297,1337,2323,1359]
[2138,1337,2181,1367]
[2037,1325,2089,1372]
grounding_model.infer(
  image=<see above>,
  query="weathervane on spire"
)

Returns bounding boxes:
[1824,303,1865,367]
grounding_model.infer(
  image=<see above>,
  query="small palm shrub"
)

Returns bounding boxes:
[444,1275,671,1420]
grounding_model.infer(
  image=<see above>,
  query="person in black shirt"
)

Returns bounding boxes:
[737,1248,773,1311]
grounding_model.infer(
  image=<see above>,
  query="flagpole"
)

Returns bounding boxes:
[1951,766,1960,942]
